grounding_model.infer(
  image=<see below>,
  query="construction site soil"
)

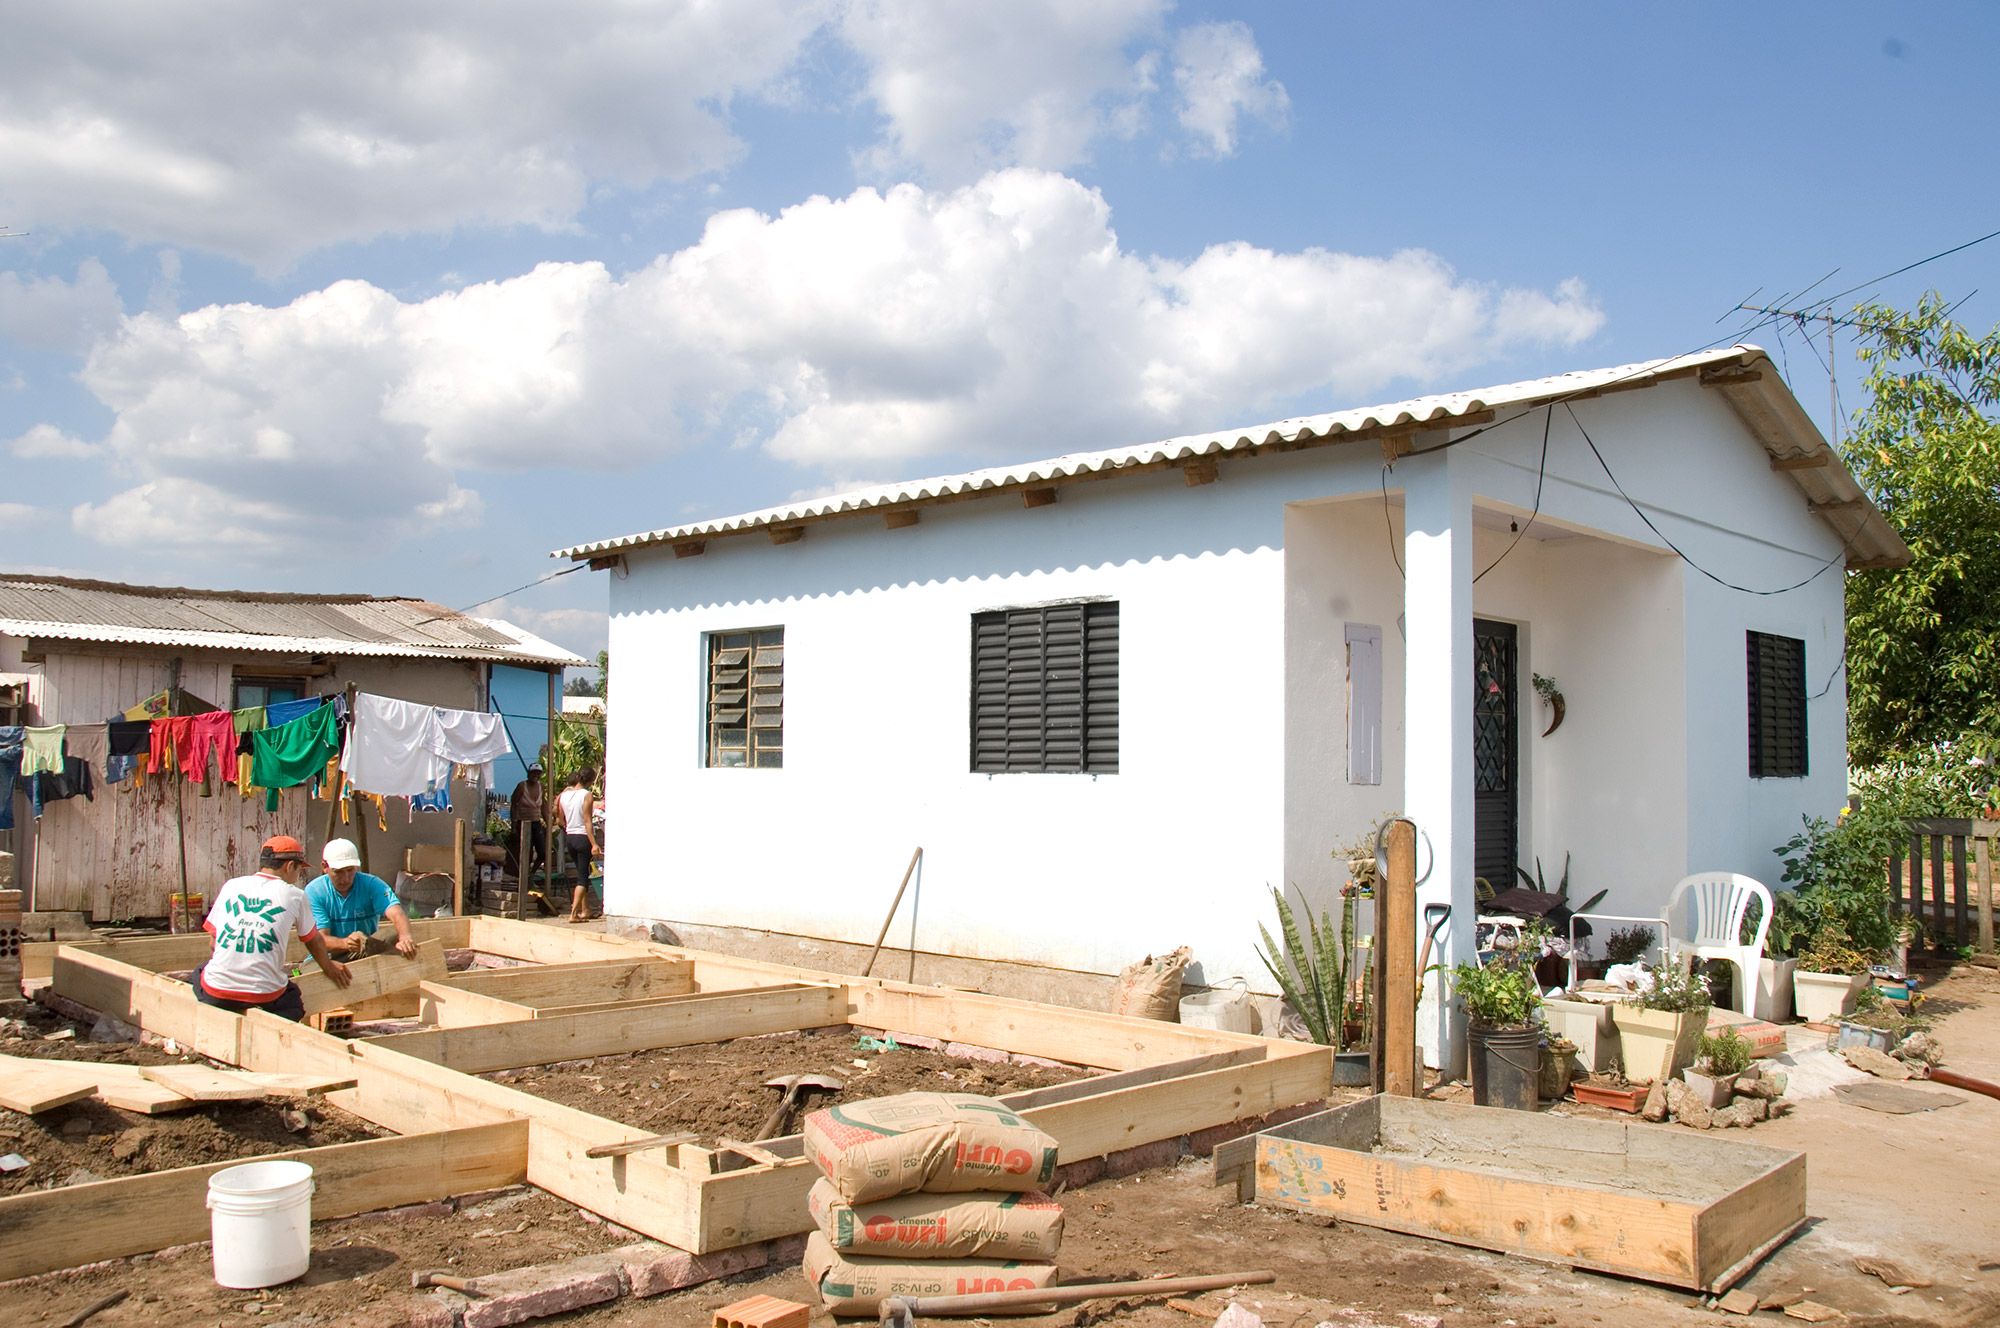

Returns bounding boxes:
[496,1027,1091,1144]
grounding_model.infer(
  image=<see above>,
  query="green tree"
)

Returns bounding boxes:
[1842,293,2000,765]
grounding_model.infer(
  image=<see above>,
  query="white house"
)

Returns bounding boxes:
[560,347,1906,1068]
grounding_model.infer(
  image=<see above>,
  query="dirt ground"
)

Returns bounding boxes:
[498,1026,1089,1145]
[0,996,385,1196]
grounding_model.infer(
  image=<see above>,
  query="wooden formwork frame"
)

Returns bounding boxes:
[25,916,1330,1269]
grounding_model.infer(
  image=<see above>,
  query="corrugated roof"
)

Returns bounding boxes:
[0,576,585,667]
[556,345,1910,570]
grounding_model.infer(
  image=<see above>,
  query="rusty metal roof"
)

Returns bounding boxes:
[0,576,583,667]
[556,345,1910,571]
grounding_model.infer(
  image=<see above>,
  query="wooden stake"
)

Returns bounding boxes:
[1977,823,1996,956]
[452,816,466,919]
[862,848,923,978]
[1377,819,1418,1097]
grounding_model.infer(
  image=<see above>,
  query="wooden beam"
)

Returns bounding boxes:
[1022,487,1057,508]
[24,915,469,982]
[0,1122,528,1282]
[295,938,446,1017]
[0,1054,223,1114]
[1014,1051,1328,1163]
[1806,497,1870,513]
[1183,458,1219,486]
[1701,367,1764,388]
[439,958,695,1005]
[853,985,1267,1072]
[0,1063,95,1114]
[673,541,706,558]
[588,554,625,572]
[1769,454,1830,471]
[52,947,243,1062]
[884,510,920,529]
[1380,433,1413,463]
[767,527,805,545]
[138,1065,358,1101]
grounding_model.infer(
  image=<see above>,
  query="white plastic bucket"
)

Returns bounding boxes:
[1179,979,1254,1033]
[207,1160,315,1288]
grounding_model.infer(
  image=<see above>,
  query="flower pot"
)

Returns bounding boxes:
[1832,1020,1894,1053]
[1751,958,1797,1023]
[1613,1005,1704,1084]
[1540,1043,1577,1100]
[1542,997,1617,1073]
[1467,1023,1540,1111]
[1793,971,1869,1025]
[1332,1051,1372,1086]
[1681,1067,1737,1109]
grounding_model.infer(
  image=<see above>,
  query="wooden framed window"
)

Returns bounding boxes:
[971,600,1118,773]
[1747,630,1807,778]
[706,627,783,768]
[232,677,305,711]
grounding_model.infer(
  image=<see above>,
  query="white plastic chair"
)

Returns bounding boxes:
[1661,873,1772,1015]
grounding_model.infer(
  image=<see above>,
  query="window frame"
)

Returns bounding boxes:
[231,677,306,711]
[969,597,1119,775]
[1746,629,1808,779]
[703,626,784,769]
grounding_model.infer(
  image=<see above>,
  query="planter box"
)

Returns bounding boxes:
[1793,971,1868,1025]
[1252,1095,1807,1293]
[1571,1082,1647,1113]
[1613,1004,1704,1084]
[1682,1068,1737,1110]
[1751,958,1797,1024]
[1544,997,1618,1073]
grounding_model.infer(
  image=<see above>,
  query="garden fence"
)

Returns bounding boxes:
[1890,818,1998,954]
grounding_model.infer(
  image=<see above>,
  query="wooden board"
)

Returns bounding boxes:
[295,938,445,1016]
[0,1054,205,1114]
[1252,1096,1806,1292]
[0,1120,528,1282]
[0,1062,95,1114]
[137,1064,358,1101]
[440,958,695,1006]
[22,916,470,983]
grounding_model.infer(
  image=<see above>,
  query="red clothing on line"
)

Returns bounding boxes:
[185,711,236,783]
[148,716,188,774]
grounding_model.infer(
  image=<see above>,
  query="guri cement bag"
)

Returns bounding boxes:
[807,1177,1065,1259]
[804,1231,1060,1316]
[802,1092,1060,1203]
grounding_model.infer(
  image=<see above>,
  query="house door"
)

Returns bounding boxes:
[1472,619,1518,891]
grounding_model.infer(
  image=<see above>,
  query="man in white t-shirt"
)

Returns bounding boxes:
[197,834,352,1021]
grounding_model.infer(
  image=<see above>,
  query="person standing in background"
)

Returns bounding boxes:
[558,766,598,923]
[510,763,547,882]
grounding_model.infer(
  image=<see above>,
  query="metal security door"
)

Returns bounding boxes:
[1472,619,1518,891]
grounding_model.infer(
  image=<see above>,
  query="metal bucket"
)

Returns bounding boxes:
[1467,1024,1540,1111]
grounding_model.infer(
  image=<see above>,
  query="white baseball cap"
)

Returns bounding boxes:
[322,838,362,870]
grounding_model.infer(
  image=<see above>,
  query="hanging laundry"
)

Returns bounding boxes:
[233,706,266,793]
[341,693,452,797]
[184,710,236,788]
[431,708,511,767]
[123,690,170,721]
[28,755,93,817]
[0,726,21,832]
[105,718,150,785]
[410,787,453,814]
[250,701,342,812]
[149,716,185,775]
[264,695,326,728]
[22,725,65,776]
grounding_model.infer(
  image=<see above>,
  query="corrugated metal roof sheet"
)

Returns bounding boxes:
[0,576,586,667]
[555,345,1910,570]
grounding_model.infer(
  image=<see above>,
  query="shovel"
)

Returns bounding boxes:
[753,1072,845,1140]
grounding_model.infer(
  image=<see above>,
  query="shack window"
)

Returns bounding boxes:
[1747,630,1807,778]
[971,601,1119,773]
[233,678,305,710]
[706,627,783,768]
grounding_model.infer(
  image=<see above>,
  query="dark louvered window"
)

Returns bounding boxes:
[706,627,783,768]
[971,601,1119,773]
[1747,631,1806,778]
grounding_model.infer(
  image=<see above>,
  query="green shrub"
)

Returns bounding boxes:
[1696,1027,1753,1076]
[1633,962,1712,1015]
[1604,926,1654,966]
[1451,960,1539,1028]
[1771,809,1898,958]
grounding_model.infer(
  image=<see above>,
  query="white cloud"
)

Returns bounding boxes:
[1171,22,1288,158]
[839,0,1168,180]
[48,170,1602,556]
[0,1,833,268]
[0,502,48,526]
[0,259,123,353]
[11,423,99,459]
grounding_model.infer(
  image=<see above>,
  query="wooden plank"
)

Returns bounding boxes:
[441,958,695,1006]
[295,938,445,1016]
[1694,1152,1808,1292]
[0,1054,206,1114]
[1018,1048,1329,1163]
[374,984,850,1073]
[1953,832,1971,947]
[51,947,242,1062]
[997,1047,1264,1112]
[0,1063,95,1114]
[137,1065,358,1101]
[0,1121,528,1282]
[1377,819,1417,1097]
[854,985,1264,1072]
[1978,828,1996,955]
[423,981,539,1028]
[22,915,469,983]
[1211,1135,1257,1202]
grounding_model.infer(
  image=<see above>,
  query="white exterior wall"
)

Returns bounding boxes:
[607,374,1853,990]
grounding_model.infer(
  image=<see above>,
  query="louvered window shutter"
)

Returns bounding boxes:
[1746,630,1807,778]
[971,602,1118,773]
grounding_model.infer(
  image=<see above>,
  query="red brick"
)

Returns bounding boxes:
[1103,1137,1184,1179]
[1053,1156,1105,1189]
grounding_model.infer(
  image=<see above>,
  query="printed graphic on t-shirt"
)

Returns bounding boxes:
[213,894,286,954]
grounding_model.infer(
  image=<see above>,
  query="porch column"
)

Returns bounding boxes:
[1401,448,1476,1076]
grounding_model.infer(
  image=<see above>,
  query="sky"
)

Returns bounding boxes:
[2,2,1996,676]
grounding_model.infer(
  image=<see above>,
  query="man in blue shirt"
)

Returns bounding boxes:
[304,838,417,959]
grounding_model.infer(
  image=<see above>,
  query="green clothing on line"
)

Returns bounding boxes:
[251,701,339,812]
[233,706,266,736]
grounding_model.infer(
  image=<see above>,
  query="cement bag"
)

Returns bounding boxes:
[802,1093,1059,1203]
[808,1177,1065,1260]
[1110,946,1192,1021]
[804,1231,1059,1315]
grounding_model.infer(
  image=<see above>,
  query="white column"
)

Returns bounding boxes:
[1401,448,1476,1076]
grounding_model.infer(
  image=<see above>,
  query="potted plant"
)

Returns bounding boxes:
[1451,959,1541,1111]
[1613,962,1711,1084]
[1684,1026,1753,1109]
[1792,927,1874,1024]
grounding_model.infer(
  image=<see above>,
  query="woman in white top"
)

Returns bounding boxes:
[557,766,600,922]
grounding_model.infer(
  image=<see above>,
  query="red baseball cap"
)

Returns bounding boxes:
[262,835,307,862]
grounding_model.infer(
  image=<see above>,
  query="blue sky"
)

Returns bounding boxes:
[2,3,1994,673]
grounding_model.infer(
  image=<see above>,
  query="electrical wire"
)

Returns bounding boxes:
[1381,463,1404,579]
[1472,406,1553,584]
[1809,653,1846,702]
[407,563,589,627]
[1807,226,2000,312]
[1563,404,1848,596]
